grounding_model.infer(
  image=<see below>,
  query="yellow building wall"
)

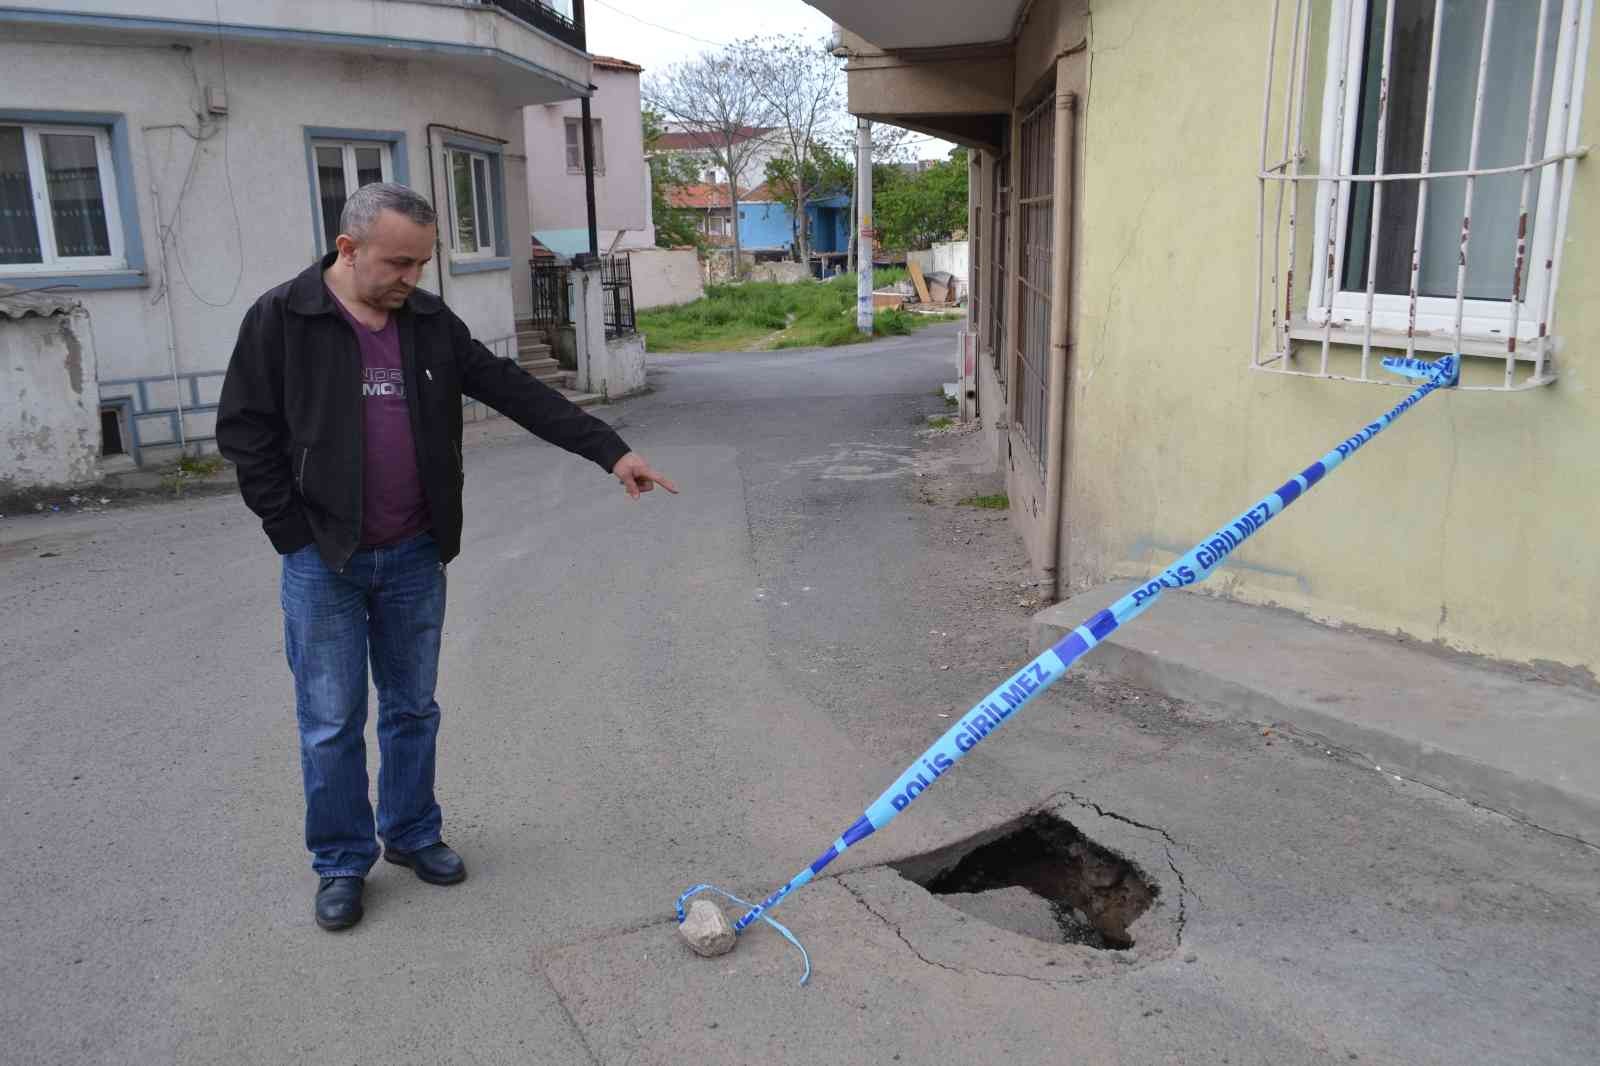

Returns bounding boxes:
[1067,0,1600,676]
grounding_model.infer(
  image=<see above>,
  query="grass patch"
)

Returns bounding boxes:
[958,493,1010,509]
[640,271,951,352]
[179,454,225,477]
[161,452,228,496]
[926,416,955,430]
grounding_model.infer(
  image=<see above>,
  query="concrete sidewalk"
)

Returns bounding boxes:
[1032,585,1600,846]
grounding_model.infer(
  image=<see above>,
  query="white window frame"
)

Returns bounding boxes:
[1307,0,1590,348]
[445,147,497,261]
[2,123,125,273]
[310,139,393,253]
[564,117,604,175]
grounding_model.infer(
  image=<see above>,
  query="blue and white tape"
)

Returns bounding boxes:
[681,354,1460,985]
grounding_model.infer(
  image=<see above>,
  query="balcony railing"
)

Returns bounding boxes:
[480,0,585,50]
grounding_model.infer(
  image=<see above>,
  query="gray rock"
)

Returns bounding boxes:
[678,899,737,957]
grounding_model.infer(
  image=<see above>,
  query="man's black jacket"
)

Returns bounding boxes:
[217,254,630,570]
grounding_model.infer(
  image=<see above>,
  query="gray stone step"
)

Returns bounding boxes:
[518,343,554,360]
[518,356,559,375]
[561,388,603,407]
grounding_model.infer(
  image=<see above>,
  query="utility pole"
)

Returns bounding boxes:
[855,118,873,335]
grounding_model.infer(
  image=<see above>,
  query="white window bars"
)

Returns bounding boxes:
[1254,0,1592,390]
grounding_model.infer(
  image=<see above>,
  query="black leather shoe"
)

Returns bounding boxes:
[384,842,466,885]
[314,876,365,931]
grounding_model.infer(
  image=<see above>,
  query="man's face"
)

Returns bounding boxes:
[337,210,436,309]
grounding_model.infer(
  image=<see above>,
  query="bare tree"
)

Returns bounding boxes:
[644,51,777,276]
[740,34,845,265]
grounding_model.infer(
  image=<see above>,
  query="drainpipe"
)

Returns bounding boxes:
[581,92,599,258]
[1040,77,1078,605]
[148,180,187,452]
[424,125,446,302]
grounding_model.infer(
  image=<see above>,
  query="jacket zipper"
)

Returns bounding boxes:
[296,447,309,493]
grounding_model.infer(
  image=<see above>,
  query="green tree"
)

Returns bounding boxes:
[873,148,969,251]
[643,109,704,250]
[765,141,852,252]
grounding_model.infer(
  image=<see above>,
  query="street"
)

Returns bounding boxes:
[3,324,1597,1065]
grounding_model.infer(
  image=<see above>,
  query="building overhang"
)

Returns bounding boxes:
[0,0,592,104]
[806,0,1028,51]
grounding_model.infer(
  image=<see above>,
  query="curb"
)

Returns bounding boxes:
[1030,586,1600,847]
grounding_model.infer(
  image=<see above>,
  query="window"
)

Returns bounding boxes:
[100,405,126,456]
[1014,94,1054,473]
[446,148,496,259]
[1256,0,1590,387]
[0,123,124,272]
[564,118,604,174]
[988,150,1010,383]
[311,140,392,254]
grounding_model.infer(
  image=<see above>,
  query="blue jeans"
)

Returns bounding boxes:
[281,532,447,877]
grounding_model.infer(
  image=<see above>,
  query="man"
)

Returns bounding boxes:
[218,182,675,931]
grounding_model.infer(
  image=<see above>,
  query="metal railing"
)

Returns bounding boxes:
[529,261,570,327]
[601,255,636,339]
[479,0,584,49]
[989,151,1010,384]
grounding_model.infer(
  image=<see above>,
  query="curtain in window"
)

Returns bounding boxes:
[0,127,41,265]
[354,146,384,189]
[565,121,582,170]
[317,145,347,252]
[1343,0,1563,299]
[40,132,110,258]
[471,156,492,247]
[451,151,478,252]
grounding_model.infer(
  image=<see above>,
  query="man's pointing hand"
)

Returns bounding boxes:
[611,452,679,500]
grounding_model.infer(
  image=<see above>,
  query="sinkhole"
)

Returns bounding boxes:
[891,812,1158,950]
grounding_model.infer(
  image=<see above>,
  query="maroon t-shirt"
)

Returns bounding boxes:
[332,294,431,547]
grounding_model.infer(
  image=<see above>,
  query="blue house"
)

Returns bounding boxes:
[730,188,852,262]
[806,194,851,255]
[735,194,794,254]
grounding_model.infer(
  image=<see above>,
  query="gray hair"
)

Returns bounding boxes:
[340,181,437,239]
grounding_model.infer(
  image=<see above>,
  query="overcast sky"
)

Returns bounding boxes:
[583,0,956,160]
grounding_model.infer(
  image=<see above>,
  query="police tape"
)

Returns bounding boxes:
[680,354,1461,985]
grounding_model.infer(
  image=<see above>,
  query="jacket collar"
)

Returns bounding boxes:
[285,251,445,317]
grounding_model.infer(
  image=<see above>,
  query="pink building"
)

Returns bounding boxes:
[525,55,653,258]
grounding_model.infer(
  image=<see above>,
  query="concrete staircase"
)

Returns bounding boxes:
[515,321,565,388]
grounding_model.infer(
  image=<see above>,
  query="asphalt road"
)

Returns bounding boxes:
[2,324,1596,1065]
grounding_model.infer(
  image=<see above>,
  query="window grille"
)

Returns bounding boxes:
[1015,96,1054,471]
[529,260,570,326]
[1254,0,1591,390]
[989,151,1010,384]
[601,254,636,338]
